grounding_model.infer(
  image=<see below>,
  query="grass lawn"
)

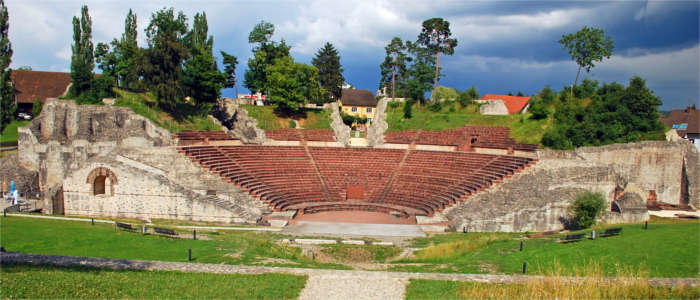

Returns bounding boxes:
[1,263,306,299]
[392,219,700,277]
[243,104,331,130]
[0,216,398,269]
[0,120,30,144]
[113,89,222,133]
[405,278,699,300]
[385,101,549,144]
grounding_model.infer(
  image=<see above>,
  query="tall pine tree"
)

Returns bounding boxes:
[69,5,95,99]
[311,42,344,102]
[115,9,141,91]
[0,0,14,131]
[220,51,239,98]
[181,12,225,114]
[144,7,188,112]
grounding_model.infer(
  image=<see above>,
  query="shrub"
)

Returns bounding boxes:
[32,98,43,117]
[428,101,442,112]
[341,112,355,126]
[403,99,415,119]
[567,191,606,229]
[289,119,296,128]
[388,101,401,109]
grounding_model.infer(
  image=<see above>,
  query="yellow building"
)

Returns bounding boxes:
[338,89,377,127]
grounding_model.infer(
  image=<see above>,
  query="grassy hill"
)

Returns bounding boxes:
[242,104,332,130]
[386,101,549,145]
[113,89,222,133]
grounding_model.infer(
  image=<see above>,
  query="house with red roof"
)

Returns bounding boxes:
[10,70,72,114]
[477,94,531,115]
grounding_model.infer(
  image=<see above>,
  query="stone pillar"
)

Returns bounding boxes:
[366,98,388,147]
[40,102,55,139]
[330,102,351,146]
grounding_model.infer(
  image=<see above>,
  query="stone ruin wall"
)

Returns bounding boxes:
[445,140,699,232]
[17,99,265,223]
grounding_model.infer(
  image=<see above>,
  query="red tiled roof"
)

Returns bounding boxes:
[10,70,72,104]
[480,94,531,114]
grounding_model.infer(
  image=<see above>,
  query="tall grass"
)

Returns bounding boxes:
[412,233,509,261]
[458,260,698,300]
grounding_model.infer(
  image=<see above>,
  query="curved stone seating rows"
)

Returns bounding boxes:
[383,126,538,152]
[383,150,535,215]
[176,130,235,142]
[179,144,535,217]
[309,147,404,202]
[265,129,335,142]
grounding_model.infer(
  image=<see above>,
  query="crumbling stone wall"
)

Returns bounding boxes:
[329,102,351,146]
[445,140,699,232]
[212,98,266,144]
[62,159,257,223]
[366,98,388,147]
[18,99,266,223]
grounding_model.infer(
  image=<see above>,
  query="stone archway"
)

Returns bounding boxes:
[86,167,118,196]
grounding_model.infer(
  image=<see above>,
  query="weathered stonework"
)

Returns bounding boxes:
[18,99,265,223]
[366,98,388,147]
[329,102,351,146]
[445,140,699,232]
[212,98,266,144]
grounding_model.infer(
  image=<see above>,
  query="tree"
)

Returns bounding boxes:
[567,191,605,230]
[457,85,478,107]
[417,17,457,101]
[263,56,323,111]
[559,26,614,97]
[31,97,42,117]
[433,86,457,100]
[404,41,435,103]
[248,20,274,46]
[181,12,225,114]
[69,5,95,99]
[0,0,14,132]
[220,51,239,98]
[379,37,410,100]
[113,9,141,91]
[312,42,344,102]
[144,7,189,111]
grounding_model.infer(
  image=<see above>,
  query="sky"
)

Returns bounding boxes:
[6,0,699,110]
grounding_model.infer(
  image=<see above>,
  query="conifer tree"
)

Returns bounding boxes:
[69,5,95,99]
[0,0,15,131]
[312,42,344,101]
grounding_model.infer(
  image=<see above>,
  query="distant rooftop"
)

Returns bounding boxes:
[480,94,531,114]
[10,70,72,104]
[340,89,377,107]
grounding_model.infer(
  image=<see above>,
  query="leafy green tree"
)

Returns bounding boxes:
[312,42,344,102]
[527,96,548,120]
[539,85,556,104]
[181,12,224,115]
[559,26,614,97]
[0,0,14,132]
[263,56,323,111]
[69,5,95,99]
[567,191,605,230]
[404,41,435,103]
[457,85,479,107]
[244,21,290,94]
[144,7,189,111]
[516,91,524,97]
[379,37,411,99]
[248,20,274,46]
[94,42,117,81]
[220,51,239,98]
[403,99,415,119]
[417,17,457,100]
[113,9,141,91]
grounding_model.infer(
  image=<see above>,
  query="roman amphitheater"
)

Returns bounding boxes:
[8,98,699,234]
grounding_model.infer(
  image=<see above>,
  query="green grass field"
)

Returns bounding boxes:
[0,263,306,299]
[0,120,30,144]
[0,216,398,269]
[392,219,700,277]
[243,104,332,130]
[385,101,549,144]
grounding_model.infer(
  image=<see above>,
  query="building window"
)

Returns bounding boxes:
[680,123,687,129]
[672,124,679,129]
[366,107,372,113]
[351,107,357,112]
[93,176,106,195]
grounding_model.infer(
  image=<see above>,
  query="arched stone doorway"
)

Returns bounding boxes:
[86,167,118,196]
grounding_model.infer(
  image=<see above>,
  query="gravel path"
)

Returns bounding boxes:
[2,252,697,299]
